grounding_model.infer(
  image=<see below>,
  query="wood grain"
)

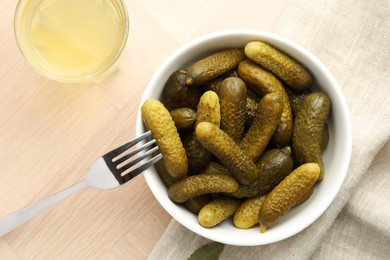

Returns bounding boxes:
[0,0,291,258]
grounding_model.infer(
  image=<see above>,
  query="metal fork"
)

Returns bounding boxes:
[0,131,161,236]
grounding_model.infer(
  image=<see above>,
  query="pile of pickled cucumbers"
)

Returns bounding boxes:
[141,41,331,233]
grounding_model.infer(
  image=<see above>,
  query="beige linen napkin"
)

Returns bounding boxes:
[149,0,390,259]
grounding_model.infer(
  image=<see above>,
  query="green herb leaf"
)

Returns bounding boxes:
[187,242,224,260]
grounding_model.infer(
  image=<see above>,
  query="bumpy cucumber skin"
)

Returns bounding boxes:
[196,122,259,185]
[229,146,293,198]
[198,197,241,228]
[245,94,260,127]
[285,87,311,117]
[255,147,294,194]
[245,41,312,92]
[154,152,211,214]
[238,59,293,147]
[141,99,188,178]
[195,91,221,127]
[185,91,220,174]
[286,88,330,152]
[186,49,246,86]
[203,70,238,93]
[259,163,320,232]
[184,132,212,175]
[321,123,329,152]
[202,161,231,176]
[294,186,314,206]
[153,151,178,188]
[153,153,211,214]
[239,93,283,162]
[219,77,247,143]
[292,92,331,180]
[233,195,265,229]
[168,174,239,203]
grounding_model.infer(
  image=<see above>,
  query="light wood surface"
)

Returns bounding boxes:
[0,0,291,259]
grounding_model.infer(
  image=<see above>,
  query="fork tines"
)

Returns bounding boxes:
[103,131,162,184]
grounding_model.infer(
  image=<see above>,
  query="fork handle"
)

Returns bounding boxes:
[0,180,89,236]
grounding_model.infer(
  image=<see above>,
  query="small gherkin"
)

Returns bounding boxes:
[219,77,247,143]
[233,195,265,229]
[259,163,320,233]
[168,174,239,203]
[245,41,312,92]
[196,122,259,185]
[292,92,331,180]
[239,93,283,162]
[141,98,188,178]
[198,197,241,228]
[186,48,246,86]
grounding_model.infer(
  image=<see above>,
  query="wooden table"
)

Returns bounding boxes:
[0,0,291,258]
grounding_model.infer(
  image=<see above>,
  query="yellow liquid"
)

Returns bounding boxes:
[17,0,127,81]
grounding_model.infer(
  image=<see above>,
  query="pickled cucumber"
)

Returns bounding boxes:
[259,163,320,232]
[219,77,247,143]
[239,93,283,162]
[198,197,241,228]
[203,70,238,93]
[322,123,329,151]
[153,151,179,187]
[245,41,312,92]
[294,186,314,206]
[233,195,265,229]
[195,91,221,127]
[184,195,211,214]
[286,88,330,152]
[170,108,197,131]
[292,92,331,180]
[286,87,311,117]
[238,59,293,147]
[168,174,239,203]
[229,146,293,198]
[196,122,259,185]
[184,132,212,175]
[245,95,259,127]
[162,70,201,110]
[255,147,294,192]
[154,153,211,213]
[185,91,220,173]
[202,161,231,176]
[186,48,245,86]
[141,99,188,178]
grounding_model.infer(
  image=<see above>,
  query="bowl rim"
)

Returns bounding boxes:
[136,29,352,246]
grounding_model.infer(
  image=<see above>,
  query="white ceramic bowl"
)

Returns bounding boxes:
[136,29,352,246]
